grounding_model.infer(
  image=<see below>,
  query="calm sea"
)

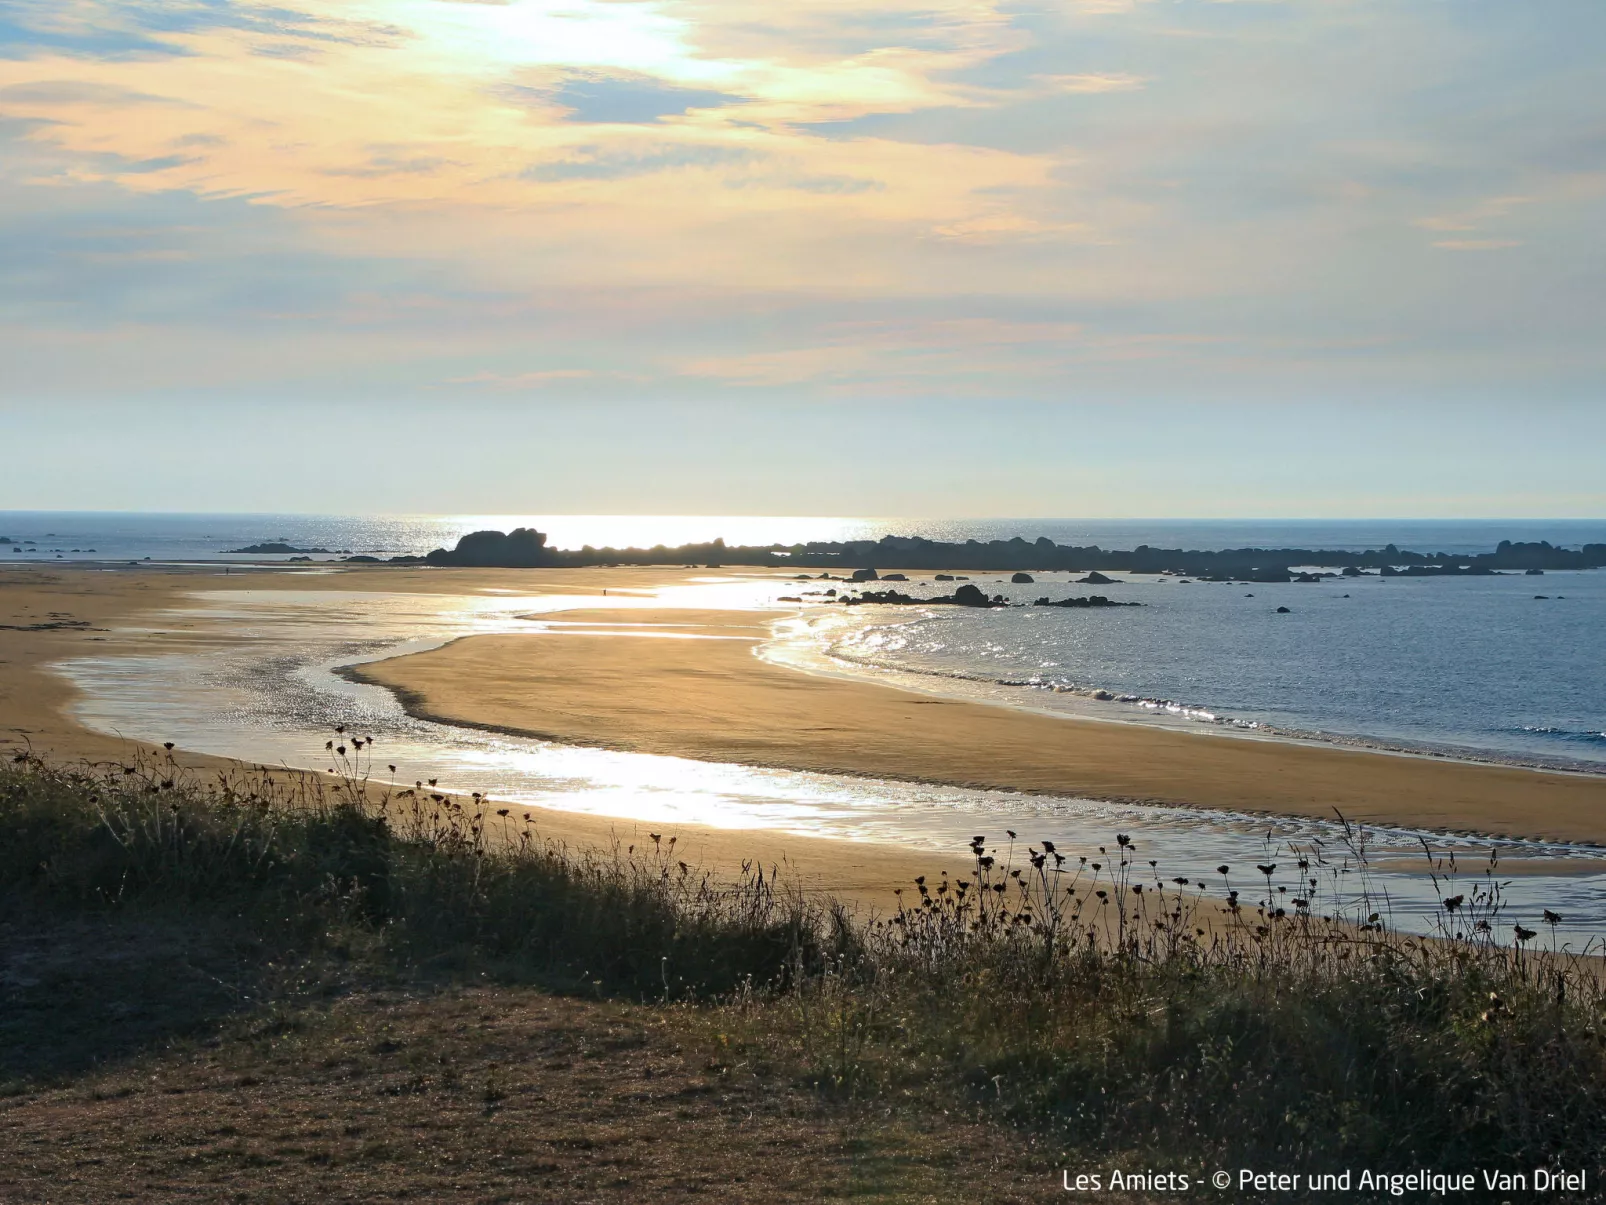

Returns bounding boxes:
[6,512,1604,769]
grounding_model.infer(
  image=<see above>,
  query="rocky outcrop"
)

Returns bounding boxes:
[404,529,1606,576]
[951,584,1002,607]
[1033,595,1142,608]
[1011,572,1034,584]
[426,528,555,567]
[843,582,1007,607]
[1380,564,1495,577]
[224,542,333,554]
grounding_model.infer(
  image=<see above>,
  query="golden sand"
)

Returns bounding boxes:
[355,608,1606,847]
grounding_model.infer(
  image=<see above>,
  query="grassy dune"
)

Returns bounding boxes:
[2,746,1603,1200]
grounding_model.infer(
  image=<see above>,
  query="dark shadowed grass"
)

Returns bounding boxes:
[0,747,828,1004]
[3,746,1604,1194]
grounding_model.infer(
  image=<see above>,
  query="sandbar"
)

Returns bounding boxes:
[354,609,1606,847]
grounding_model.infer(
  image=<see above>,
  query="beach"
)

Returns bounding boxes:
[355,605,1606,846]
[7,561,1605,856]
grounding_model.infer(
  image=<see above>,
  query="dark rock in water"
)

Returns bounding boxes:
[1341,565,1362,577]
[225,541,332,554]
[388,555,427,564]
[844,589,918,605]
[1382,563,1497,577]
[427,528,553,567]
[1078,571,1117,585]
[1526,568,1545,575]
[952,584,997,607]
[1276,606,1291,613]
[850,567,880,582]
[343,555,381,562]
[934,573,955,581]
[1011,572,1034,584]
[1534,595,1550,600]
[880,573,908,581]
[288,555,312,562]
[1093,690,1114,701]
[1034,595,1142,608]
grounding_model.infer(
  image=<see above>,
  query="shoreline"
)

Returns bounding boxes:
[11,560,1606,865]
[344,635,1606,834]
[792,635,1606,781]
[350,608,1606,847]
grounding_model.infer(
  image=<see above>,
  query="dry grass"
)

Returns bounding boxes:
[1,965,1056,1203]
[3,745,1604,1200]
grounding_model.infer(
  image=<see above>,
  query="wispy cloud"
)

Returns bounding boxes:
[1032,73,1146,94]
[447,368,598,386]
[523,143,755,181]
[546,70,745,123]
[0,0,1601,414]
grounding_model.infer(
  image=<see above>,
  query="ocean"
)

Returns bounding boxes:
[5,511,1606,564]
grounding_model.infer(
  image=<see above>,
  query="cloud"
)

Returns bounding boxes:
[0,78,193,105]
[1032,72,1146,94]
[323,150,457,179]
[724,170,882,194]
[546,70,745,124]
[0,0,1603,415]
[447,368,597,387]
[0,1,404,62]
[524,143,755,181]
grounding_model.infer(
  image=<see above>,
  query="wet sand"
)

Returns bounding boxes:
[355,609,1606,847]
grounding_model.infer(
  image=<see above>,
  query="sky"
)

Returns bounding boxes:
[1,0,1603,517]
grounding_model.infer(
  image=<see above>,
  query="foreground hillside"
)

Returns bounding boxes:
[2,749,1602,1201]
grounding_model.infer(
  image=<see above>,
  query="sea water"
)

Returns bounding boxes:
[784,569,1606,771]
[3,511,1605,564]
